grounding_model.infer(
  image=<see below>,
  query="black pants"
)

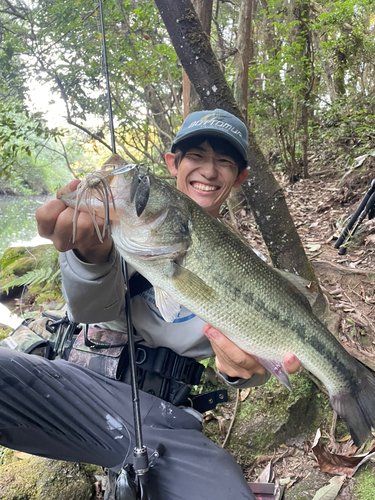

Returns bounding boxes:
[0,348,254,500]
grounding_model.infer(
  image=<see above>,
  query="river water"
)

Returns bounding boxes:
[0,195,52,254]
[0,195,53,327]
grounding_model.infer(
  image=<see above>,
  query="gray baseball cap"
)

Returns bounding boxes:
[171,109,248,161]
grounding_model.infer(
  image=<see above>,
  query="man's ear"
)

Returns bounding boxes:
[232,169,248,188]
[165,152,178,176]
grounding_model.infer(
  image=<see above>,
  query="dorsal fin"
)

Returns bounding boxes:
[274,269,318,312]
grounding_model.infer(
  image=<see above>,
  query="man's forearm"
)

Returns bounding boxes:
[59,246,125,324]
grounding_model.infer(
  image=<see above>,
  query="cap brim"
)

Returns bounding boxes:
[172,128,248,162]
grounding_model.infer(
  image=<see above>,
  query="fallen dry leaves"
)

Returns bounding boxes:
[312,475,346,500]
[311,428,375,477]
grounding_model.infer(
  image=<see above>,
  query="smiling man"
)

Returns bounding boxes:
[164,110,300,381]
[0,109,299,500]
[165,110,249,218]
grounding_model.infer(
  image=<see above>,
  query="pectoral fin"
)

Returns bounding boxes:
[251,354,292,391]
[170,263,217,302]
[154,287,181,322]
[154,263,216,322]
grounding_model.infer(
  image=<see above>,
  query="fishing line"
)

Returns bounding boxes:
[99,0,116,154]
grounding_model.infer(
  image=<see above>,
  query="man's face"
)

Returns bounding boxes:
[165,141,248,218]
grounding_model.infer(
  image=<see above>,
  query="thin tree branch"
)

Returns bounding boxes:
[57,136,79,179]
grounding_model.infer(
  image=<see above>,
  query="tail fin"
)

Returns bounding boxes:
[330,365,375,447]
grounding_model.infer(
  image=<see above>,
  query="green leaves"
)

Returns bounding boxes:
[2,267,61,293]
[0,99,49,178]
[0,0,373,185]
[246,0,375,180]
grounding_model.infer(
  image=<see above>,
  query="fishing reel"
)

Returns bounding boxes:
[115,445,164,500]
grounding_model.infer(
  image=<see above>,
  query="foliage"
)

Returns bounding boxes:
[247,0,313,178]
[0,99,50,179]
[318,93,375,158]
[246,0,375,179]
[0,0,374,186]
[2,267,60,293]
[0,0,181,173]
[354,463,375,500]
[0,245,61,297]
[0,10,51,179]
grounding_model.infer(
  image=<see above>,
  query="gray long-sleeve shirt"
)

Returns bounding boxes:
[60,246,270,388]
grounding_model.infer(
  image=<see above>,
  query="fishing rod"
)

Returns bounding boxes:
[98,1,156,498]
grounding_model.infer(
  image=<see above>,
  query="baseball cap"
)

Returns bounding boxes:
[171,109,248,162]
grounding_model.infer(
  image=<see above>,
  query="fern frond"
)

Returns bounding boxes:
[51,269,61,281]
[2,267,55,292]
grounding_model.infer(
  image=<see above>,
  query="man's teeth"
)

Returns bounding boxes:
[192,182,218,192]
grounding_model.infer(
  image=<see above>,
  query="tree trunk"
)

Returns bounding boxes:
[313,31,336,102]
[234,0,253,121]
[334,64,346,96]
[295,0,313,179]
[182,0,214,117]
[154,0,316,281]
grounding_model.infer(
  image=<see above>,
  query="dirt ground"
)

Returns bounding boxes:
[221,159,375,499]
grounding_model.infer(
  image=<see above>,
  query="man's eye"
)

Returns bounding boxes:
[219,159,234,167]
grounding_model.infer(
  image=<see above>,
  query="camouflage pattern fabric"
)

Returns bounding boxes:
[0,324,49,357]
[0,312,67,357]
[27,317,55,341]
[68,328,128,380]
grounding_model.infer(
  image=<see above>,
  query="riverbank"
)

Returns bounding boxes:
[0,188,19,196]
[0,244,64,331]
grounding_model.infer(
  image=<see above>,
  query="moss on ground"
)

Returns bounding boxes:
[0,244,62,305]
[0,447,19,466]
[6,257,36,276]
[0,247,25,269]
[0,456,40,500]
[204,370,334,468]
[0,453,101,500]
[354,463,375,500]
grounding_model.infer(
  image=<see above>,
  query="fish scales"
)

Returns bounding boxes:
[173,203,357,394]
[61,157,375,446]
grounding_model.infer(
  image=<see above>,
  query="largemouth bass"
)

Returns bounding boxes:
[62,154,375,447]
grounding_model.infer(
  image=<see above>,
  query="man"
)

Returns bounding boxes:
[0,109,299,500]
